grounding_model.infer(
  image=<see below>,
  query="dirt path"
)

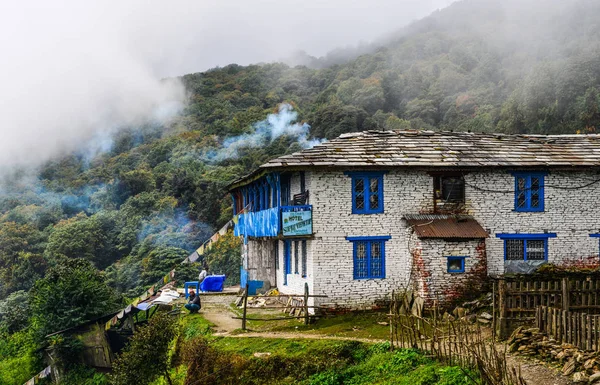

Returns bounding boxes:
[201,305,571,384]
[504,352,570,385]
[201,306,241,334]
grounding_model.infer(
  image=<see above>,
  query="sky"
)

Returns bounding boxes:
[0,0,455,172]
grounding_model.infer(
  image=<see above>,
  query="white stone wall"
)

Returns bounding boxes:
[465,171,600,275]
[309,170,431,308]
[306,169,600,308]
[410,236,487,303]
[243,168,600,309]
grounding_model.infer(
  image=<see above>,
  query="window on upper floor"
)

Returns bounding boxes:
[346,172,385,214]
[347,236,391,279]
[513,172,546,212]
[497,233,556,261]
[447,256,466,273]
[433,175,465,204]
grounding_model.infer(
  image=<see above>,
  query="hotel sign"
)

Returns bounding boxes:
[282,207,312,236]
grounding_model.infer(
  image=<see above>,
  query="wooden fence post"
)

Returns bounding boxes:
[562,277,570,311]
[498,278,508,339]
[242,283,249,331]
[304,282,309,325]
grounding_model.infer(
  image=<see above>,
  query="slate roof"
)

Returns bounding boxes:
[229,130,600,189]
[403,214,488,239]
[263,130,600,169]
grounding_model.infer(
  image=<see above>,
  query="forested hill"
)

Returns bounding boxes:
[2,2,600,377]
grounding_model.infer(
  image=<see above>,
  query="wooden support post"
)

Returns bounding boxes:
[562,277,570,312]
[304,282,309,325]
[242,283,249,331]
[498,278,508,339]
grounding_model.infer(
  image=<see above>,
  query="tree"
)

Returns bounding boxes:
[202,230,242,286]
[29,258,121,337]
[0,290,29,333]
[111,312,178,385]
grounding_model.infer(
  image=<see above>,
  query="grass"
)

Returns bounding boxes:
[227,303,391,340]
[159,311,478,385]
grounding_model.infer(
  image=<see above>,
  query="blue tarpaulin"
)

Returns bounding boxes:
[234,207,279,237]
[200,275,226,292]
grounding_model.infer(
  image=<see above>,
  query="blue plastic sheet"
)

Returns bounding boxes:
[200,275,226,292]
[234,207,279,237]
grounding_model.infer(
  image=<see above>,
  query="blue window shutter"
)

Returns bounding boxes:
[347,236,390,279]
[512,172,547,212]
[345,172,386,214]
[497,233,555,261]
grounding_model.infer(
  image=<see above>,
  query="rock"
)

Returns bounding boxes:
[479,311,493,320]
[253,352,271,358]
[585,359,597,370]
[588,372,600,384]
[508,326,524,344]
[518,345,528,352]
[573,371,589,383]
[477,318,491,324]
[563,358,577,376]
[377,321,389,326]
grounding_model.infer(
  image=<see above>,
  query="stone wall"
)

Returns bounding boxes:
[410,235,487,304]
[243,168,600,309]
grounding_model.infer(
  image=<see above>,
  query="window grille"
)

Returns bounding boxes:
[347,236,390,279]
[347,172,385,214]
[513,172,546,212]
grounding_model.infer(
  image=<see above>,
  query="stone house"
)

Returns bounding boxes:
[228,130,600,308]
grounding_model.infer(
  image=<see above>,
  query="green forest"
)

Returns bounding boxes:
[3,0,600,382]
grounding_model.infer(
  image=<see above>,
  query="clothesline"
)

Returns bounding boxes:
[22,365,52,385]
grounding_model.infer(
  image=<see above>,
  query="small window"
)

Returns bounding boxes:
[434,175,465,203]
[346,172,385,214]
[497,233,556,261]
[301,240,307,278]
[513,172,546,212]
[347,236,391,279]
[447,257,466,273]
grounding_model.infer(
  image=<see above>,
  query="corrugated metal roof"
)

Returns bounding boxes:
[404,214,488,239]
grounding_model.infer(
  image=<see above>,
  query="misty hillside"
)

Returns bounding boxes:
[2,1,600,380]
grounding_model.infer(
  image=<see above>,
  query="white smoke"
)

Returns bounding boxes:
[208,104,323,162]
[0,1,186,174]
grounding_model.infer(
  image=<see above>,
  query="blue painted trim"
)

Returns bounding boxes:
[512,172,546,212]
[281,205,312,211]
[346,172,385,215]
[497,233,554,261]
[447,256,467,273]
[590,234,600,238]
[347,236,390,280]
[346,236,392,241]
[496,233,557,239]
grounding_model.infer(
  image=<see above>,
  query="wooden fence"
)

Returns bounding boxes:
[235,283,327,330]
[496,276,600,338]
[389,290,526,385]
[536,306,600,351]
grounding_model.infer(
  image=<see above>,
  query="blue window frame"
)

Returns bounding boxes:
[345,172,385,214]
[447,256,466,273]
[512,172,547,212]
[496,233,556,261]
[347,236,391,279]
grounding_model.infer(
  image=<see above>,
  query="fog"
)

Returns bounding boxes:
[0,0,453,172]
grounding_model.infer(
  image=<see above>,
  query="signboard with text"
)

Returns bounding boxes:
[282,208,312,236]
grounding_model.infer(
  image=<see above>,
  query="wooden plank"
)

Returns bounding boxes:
[587,314,592,351]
